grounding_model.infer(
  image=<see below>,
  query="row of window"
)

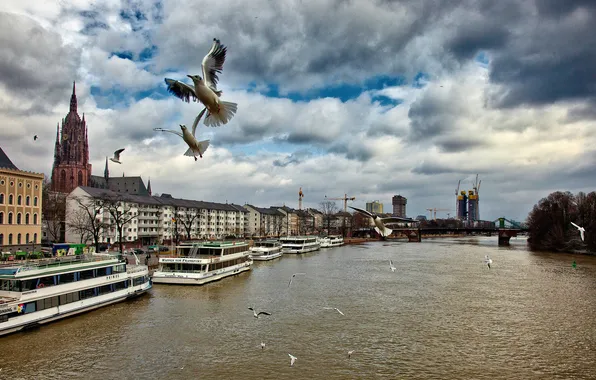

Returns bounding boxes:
[0,211,38,225]
[0,278,149,323]
[0,193,39,206]
[0,232,37,246]
[0,179,39,190]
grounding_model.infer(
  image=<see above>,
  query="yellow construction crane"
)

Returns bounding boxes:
[426,208,451,220]
[298,187,304,210]
[325,194,356,212]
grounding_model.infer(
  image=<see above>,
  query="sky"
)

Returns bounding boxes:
[1,0,595,222]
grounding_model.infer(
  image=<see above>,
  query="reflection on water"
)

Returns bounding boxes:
[2,236,596,379]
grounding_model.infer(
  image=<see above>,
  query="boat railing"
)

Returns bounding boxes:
[11,254,119,275]
[126,265,148,274]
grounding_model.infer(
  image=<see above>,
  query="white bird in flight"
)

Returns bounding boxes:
[153,124,210,161]
[349,206,416,237]
[248,307,271,319]
[484,255,493,269]
[570,222,585,241]
[389,260,396,272]
[261,342,266,350]
[288,273,306,287]
[288,353,297,366]
[348,350,354,358]
[110,148,125,164]
[323,307,345,316]
[164,38,237,127]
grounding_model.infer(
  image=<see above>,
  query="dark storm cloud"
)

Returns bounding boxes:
[435,136,489,153]
[328,143,374,162]
[0,12,80,109]
[411,160,457,175]
[215,122,278,145]
[446,22,510,60]
[272,150,313,167]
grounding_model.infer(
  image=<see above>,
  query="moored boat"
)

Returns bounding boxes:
[151,241,252,285]
[250,240,283,261]
[0,253,151,337]
[279,236,320,254]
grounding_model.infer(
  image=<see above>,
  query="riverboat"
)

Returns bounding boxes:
[279,236,320,254]
[249,240,283,261]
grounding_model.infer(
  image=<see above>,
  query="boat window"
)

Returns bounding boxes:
[58,272,76,284]
[98,285,112,295]
[113,264,126,273]
[23,301,36,314]
[96,267,108,277]
[80,270,94,280]
[37,276,55,288]
[0,280,19,291]
[80,288,95,299]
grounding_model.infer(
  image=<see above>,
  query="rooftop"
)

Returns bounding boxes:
[0,147,18,170]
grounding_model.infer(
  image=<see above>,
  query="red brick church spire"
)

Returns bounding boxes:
[50,81,92,193]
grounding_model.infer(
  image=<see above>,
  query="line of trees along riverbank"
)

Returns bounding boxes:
[527,191,596,253]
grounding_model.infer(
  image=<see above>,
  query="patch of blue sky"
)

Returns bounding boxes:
[91,84,166,109]
[412,72,430,88]
[247,74,407,103]
[475,51,490,67]
[110,51,134,60]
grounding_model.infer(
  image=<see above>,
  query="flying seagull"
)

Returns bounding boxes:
[33,135,38,141]
[288,273,306,288]
[261,342,266,350]
[570,222,585,241]
[248,307,271,319]
[323,307,345,316]
[484,255,493,269]
[349,206,416,238]
[164,38,238,127]
[288,353,297,367]
[348,350,354,358]
[110,148,125,164]
[153,124,210,161]
[389,260,396,272]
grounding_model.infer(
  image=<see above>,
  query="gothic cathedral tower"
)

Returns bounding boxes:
[50,82,92,193]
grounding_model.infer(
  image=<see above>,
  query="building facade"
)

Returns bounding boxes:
[392,195,407,217]
[244,205,285,237]
[0,147,44,252]
[51,82,92,194]
[65,187,248,245]
[366,201,383,214]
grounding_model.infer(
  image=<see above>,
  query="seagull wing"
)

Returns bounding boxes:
[257,311,271,316]
[348,206,373,218]
[335,308,344,315]
[164,78,197,103]
[248,307,254,311]
[113,148,125,160]
[380,216,417,224]
[570,222,580,230]
[202,38,227,91]
[191,108,208,137]
[153,128,183,138]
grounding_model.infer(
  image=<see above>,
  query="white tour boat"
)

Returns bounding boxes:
[279,236,321,254]
[319,235,345,248]
[250,240,283,261]
[151,241,252,285]
[0,253,151,337]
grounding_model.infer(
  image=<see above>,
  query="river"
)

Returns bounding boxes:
[1,236,595,379]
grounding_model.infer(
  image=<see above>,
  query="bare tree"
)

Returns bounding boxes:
[42,177,66,242]
[177,207,200,240]
[273,215,284,237]
[97,193,138,254]
[320,201,338,235]
[69,196,107,252]
[67,208,94,244]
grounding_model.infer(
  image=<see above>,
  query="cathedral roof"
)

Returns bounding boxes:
[0,146,18,170]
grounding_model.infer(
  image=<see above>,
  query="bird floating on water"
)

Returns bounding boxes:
[348,350,355,358]
[164,38,237,127]
[570,222,585,241]
[248,307,271,319]
[323,307,345,316]
[349,206,416,238]
[484,255,493,269]
[288,353,297,366]
[288,273,306,287]
[110,148,125,164]
[389,260,396,272]
[153,124,210,161]
[261,342,266,350]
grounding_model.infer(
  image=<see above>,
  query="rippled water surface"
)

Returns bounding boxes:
[2,237,596,379]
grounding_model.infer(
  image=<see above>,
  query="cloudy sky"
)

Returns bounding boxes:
[2,0,595,222]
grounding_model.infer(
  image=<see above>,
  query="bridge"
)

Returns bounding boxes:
[351,218,528,246]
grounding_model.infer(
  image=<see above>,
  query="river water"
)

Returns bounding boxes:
[2,236,596,379]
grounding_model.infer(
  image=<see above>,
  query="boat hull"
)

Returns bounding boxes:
[250,251,283,261]
[282,244,320,254]
[152,261,251,285]
[0,281,151,337]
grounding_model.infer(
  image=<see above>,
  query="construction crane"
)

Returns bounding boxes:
[325,194,356,213]
[455,179,461,220]
[298,187,304,210]
[426,208,451,221]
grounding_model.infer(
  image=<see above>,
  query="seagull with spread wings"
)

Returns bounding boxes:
[349,206,416,238]
[153,123,210,161]
[571,222,585,241]
[164,38,237,127]
[110,148,125,164]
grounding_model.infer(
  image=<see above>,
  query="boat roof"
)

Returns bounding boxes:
[0,254,120,279]
[176,241,247,248]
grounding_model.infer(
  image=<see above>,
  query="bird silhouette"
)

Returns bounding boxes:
[33,135,38,141]
[248,307,271,318]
